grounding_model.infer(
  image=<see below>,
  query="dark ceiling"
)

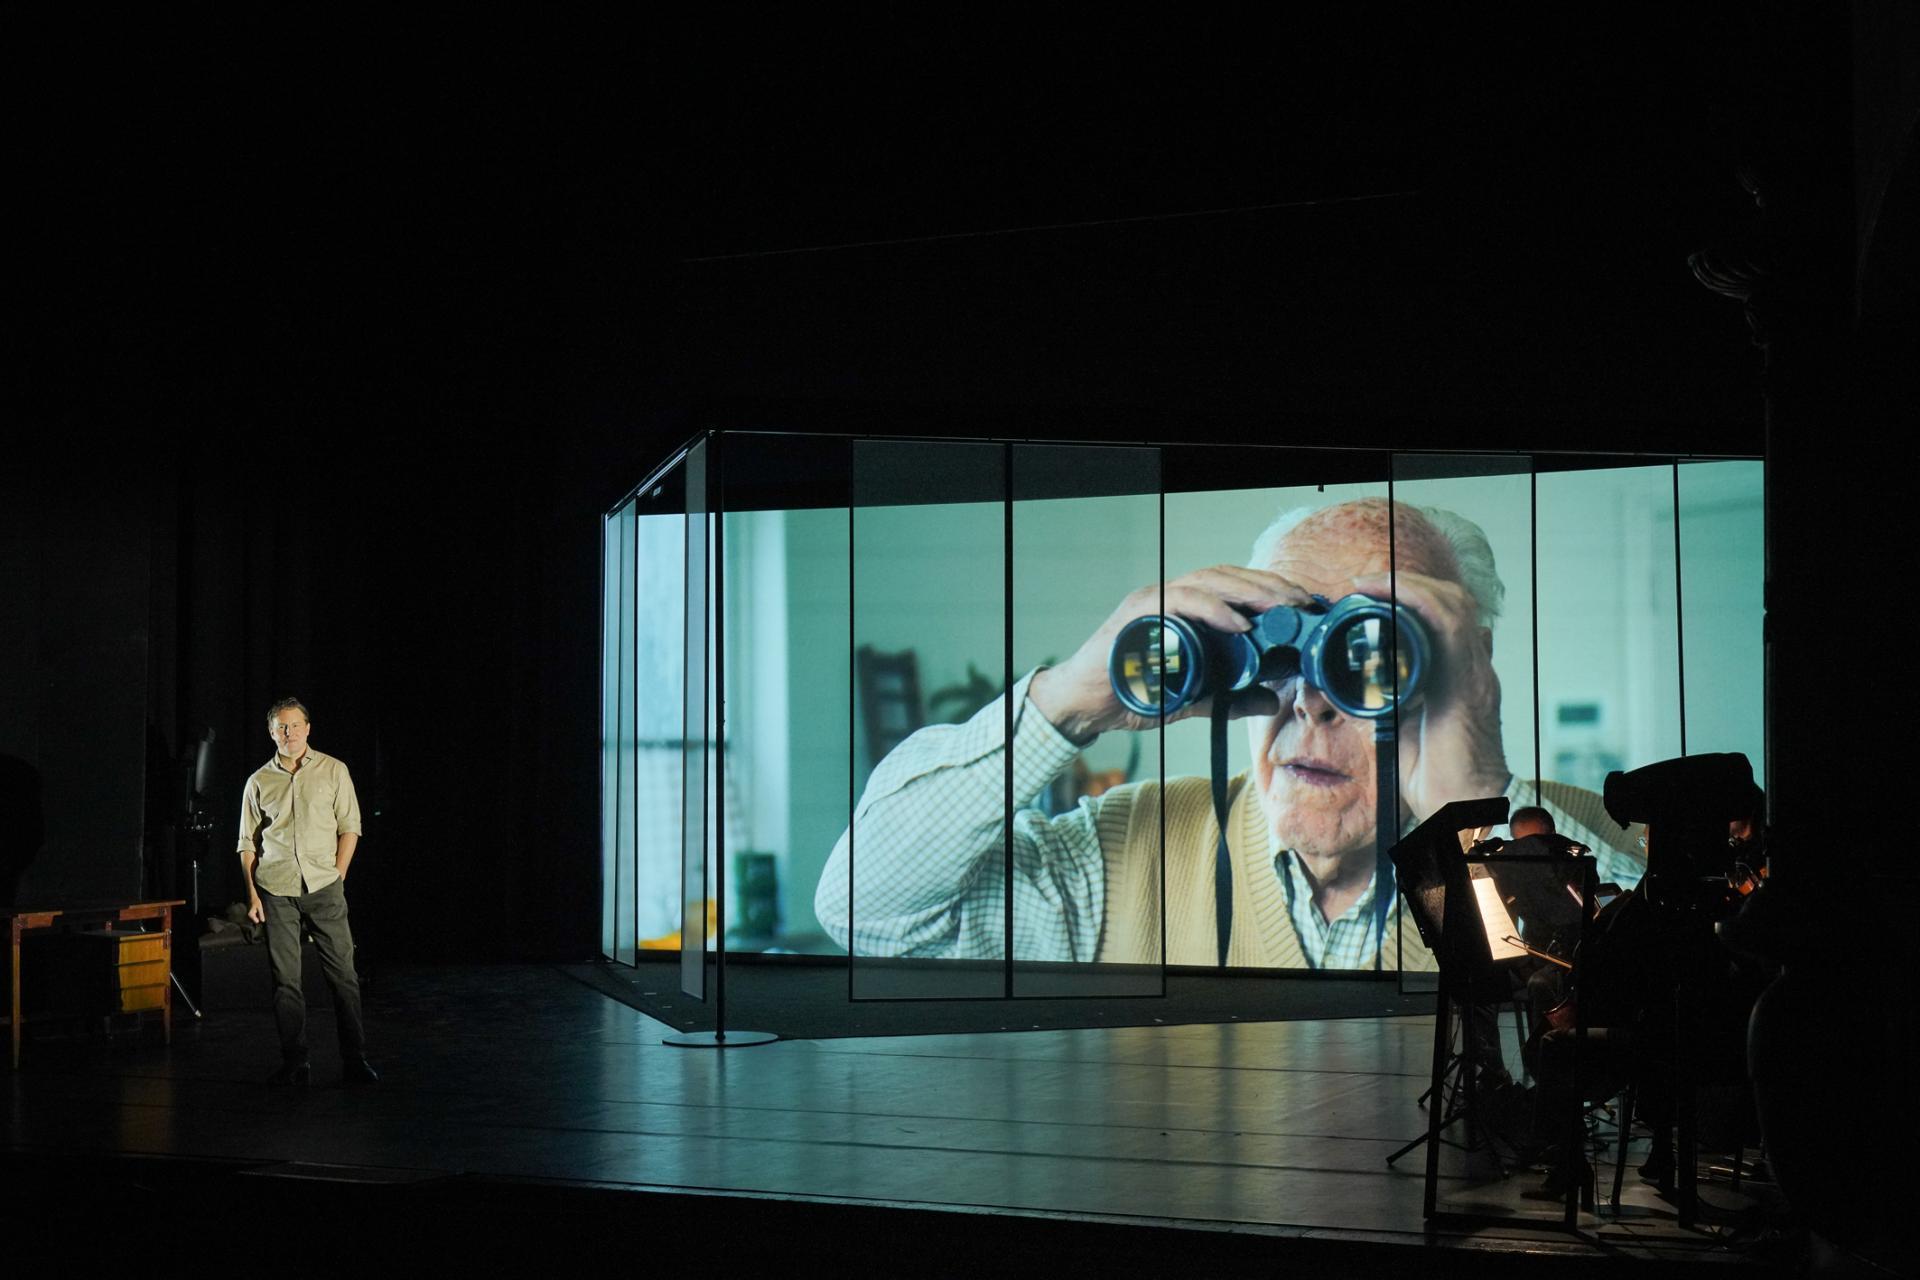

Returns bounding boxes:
[24,8,1815,471]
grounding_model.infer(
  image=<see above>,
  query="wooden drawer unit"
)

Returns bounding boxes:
[6,901,182,1067]
[24,928,171,1016]
[102,930,171,1014]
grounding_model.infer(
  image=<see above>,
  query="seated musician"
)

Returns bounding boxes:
[1526,858,1673,1197]
[1500,806,1586,1048]
[1528,815,1767,1197]
[1464,806,1571,1091]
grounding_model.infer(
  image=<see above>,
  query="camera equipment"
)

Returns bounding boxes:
[1599,750,1762,1227]
[1107,593,1431,720]
[1602,753,1756,892]
[1602,753,1755,831]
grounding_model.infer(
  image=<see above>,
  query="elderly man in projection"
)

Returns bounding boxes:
[816,498,1643,969]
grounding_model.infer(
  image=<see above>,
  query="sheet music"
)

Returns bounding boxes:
[1472,877,1528,960]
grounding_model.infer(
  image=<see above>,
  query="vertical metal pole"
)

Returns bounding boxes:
[682,463,694,987]
[628,491,639,962]
[1531,464,1542,801]
[1157,455,1167,992]
[713,434,728,1039]
[1666,466,1697,1228]
[847,457,857,1005]
[595,498,602,959]
[1673,461,1687,758]
[1566,854,1594,1226]
[1388,467,1403,983]
[1003,442,1015,999]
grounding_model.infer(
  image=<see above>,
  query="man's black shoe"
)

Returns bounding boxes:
[267,1061,312,1086]
[342,1057,380,1086]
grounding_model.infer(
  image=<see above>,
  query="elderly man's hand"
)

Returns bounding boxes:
[1029,566,1308,743]
[1352,569,1510,822]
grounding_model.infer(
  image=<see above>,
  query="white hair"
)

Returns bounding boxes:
[1248,501,1505,629]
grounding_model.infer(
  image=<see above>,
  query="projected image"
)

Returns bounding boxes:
[601,443,1763,977]
[802,466,1758,974]
[816,475,1713,973]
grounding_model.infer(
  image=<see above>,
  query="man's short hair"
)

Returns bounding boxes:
[1509,805,1555,836]
[1248,499,1505,629]
[266,696,311,726]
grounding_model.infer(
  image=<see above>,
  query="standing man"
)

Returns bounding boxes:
[238,697,376,1085]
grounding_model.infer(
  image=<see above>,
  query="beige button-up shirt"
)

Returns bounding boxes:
[237,749,363,896]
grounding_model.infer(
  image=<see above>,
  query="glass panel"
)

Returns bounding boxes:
[601,498,634,959]
[1159,447,1399,972]
[1676,460,1765,788]
[632,466,688,959]
[615,502,638,969]
[681,436,712,999]
[1390,453,1537,808]
[718,432,852,957]
[848,438,1006,999]
[1534,458,1681,893]
[1389,454,1536,985]
[1010,443,1163,997]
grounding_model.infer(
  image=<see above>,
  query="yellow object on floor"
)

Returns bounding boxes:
[637,899,717,950]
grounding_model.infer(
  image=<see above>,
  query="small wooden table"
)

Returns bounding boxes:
[3,900,185,1069]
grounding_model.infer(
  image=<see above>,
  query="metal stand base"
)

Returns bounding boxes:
[662,1030,778,1048]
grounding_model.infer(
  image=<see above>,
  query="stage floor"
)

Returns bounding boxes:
[5,963,1786,1269]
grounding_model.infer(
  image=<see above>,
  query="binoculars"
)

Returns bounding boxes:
[1108,593,1431,720]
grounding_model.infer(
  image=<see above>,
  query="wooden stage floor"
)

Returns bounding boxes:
[4,964,1789,1271]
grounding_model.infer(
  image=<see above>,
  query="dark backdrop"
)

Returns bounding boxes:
[10,8,1914,960]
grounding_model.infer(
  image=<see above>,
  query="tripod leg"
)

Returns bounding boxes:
[1386,1129,1429,1166]
[170,971,202,1019]
[1389,1045,1461,1165]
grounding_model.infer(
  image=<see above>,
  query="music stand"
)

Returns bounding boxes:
[1389,798,1598,1226]
[1386,799,1515,1184]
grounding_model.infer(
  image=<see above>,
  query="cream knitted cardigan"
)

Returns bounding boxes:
[1094,770,1429,970]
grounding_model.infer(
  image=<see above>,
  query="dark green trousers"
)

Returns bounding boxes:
[261,879,365,1064]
